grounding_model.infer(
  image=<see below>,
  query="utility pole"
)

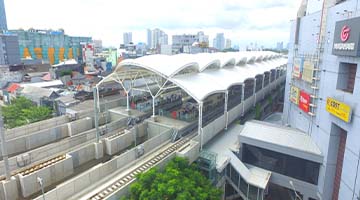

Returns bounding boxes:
[0,109,11,180]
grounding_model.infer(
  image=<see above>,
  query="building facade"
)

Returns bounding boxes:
[172,34,198,53]
[225,39,232,49]
[0,0,7,31]
[148,28,168,49]
[123,32,132,45]
[213,33,225,51]
[0,34,20,65]
[8,29,92,65]
[284,0,360,199]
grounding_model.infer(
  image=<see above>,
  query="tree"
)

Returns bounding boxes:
[1,97,53,129]
[127,157,222,200]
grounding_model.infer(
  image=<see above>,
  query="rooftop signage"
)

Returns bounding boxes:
[332,16,360,57]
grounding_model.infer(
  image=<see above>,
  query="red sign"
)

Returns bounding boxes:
[299,91,310,113]
[341,25,350,42]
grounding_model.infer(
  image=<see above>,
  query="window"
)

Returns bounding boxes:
[337,62,357,93]
[242,144,320,185]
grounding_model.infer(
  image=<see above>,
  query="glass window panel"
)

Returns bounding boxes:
[242,144,320,184]
[239,176,248,196]
[248,185,258,200]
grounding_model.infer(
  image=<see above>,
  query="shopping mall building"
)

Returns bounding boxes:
[283,0,360,199]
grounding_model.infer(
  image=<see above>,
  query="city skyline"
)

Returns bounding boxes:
[4,0,299,48]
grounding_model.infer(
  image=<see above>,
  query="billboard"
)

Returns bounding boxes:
[290,86,300,105]
[293,58,302,78]
[299,91,310,113]
[332,16,360,57]
[326,97,352,123]
[302,60,315,83]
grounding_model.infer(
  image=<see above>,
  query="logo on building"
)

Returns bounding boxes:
[332,17,360,57]
[340,26,350,42]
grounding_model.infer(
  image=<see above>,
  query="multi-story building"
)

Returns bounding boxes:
[0,0,7,31]
[197,31,209,46]
[147,29,152,49]
[123,32,132,45]
[276,42,284,51]
[93,40,103,55]
[147,28,168,50]
[172,32,210,54]
[0,34,20,65]
[8,29,92,65]
[225,39,232,49]
[172,34,198,53]
[213,33,225,51]
[284,0,360,199]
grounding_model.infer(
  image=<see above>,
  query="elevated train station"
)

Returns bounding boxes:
[0,51,287,200]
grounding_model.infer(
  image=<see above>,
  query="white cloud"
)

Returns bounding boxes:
[4,0,301,48]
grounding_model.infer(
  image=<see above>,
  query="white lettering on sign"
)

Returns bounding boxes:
[333,43,355,51]
[300,95,308,104]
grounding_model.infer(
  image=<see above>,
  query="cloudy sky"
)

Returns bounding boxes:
[5,0,300,48]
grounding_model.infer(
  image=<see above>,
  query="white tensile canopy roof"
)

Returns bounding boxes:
[98,51,287,103]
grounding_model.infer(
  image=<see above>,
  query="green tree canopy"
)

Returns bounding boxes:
[127,157,222,200]
[2,96,52,129]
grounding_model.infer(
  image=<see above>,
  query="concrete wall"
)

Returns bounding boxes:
[67,117,93,136]
[202,115,226,145]
[69,143,96,168]
[176,140,200,164]
[18,155,74,198]
[5,123,69,157]
[104,122,171,156]
[243,96,255,114]
[104,130,134,156]
[5,116,69,140]
[33,128,172,200]
[0,119,126,175]
[228,103,243,124]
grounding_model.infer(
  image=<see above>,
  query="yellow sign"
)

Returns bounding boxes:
[290,86,300,105]
[293,58,302,78]
[302,60,314,83]
[326,97,352,123]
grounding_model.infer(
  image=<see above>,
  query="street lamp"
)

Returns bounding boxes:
[289,180,302,200]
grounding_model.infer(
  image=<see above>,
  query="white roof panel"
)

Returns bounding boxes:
[107,52,287,103]
[239,121,323,163]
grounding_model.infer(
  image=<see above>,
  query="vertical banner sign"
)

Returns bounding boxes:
[290,86,300,105]
[299,91,310,113]
[302,60,315,83]
[326,97,352,123]
[293,58,302,78]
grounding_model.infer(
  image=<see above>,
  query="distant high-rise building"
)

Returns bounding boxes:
[225,39,231,49]
[123,32,132,45]
[276,42,284,51]
[147,29,152,49]
[93,40,103,54]
[213,33,225,50]
[149,28,168,49]
[0,0,7,31]
[0,34,20,65]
